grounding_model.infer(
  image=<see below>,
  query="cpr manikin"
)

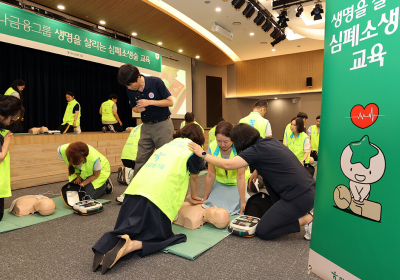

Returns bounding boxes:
[28,126,49,134]
[9,195,56,217]
[173,202,230,229]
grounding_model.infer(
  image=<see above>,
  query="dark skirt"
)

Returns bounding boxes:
[92,195,186,260]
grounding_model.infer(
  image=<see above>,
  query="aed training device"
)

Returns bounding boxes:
[72,200,103,215]
[228,215,260,237]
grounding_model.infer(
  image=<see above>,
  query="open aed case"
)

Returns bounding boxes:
[61,183,103,215]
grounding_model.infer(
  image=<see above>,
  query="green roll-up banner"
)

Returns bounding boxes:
[0,2,161,73]
[309,1,399,279]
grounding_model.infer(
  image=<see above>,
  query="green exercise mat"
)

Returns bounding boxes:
[0,196,110,234]
[162,215,237,260]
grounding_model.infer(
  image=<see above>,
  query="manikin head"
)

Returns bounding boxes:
[66,91,75,102]
[203,206,230,229]
[34,197,56,216]
[215,121,233,151]
[253,99,268,117]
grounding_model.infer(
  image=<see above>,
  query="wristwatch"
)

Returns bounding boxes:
[201,151,207,159]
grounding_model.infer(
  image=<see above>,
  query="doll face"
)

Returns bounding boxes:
[340,144,385,184]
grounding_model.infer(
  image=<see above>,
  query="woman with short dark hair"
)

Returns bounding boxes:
[189,123,315,241]
[203,121,249,215]
[4,79,26,133]
[57,91,81,134]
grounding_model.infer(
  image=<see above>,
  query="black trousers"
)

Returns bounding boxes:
[122,159,136,169]
[57,124,74,134]
[0,197,4,221]
[256,188,315,240]
[103,122,124,132]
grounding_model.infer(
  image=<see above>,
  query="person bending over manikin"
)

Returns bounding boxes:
[9,195,56,217]
[173,202,230,230]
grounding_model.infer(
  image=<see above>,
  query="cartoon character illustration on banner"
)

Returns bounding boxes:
[333,135,385,222]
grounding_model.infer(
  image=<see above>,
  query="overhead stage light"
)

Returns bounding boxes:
[271,33,286,47]
[296,5,303,17]
[277,9,289,28]
[311,2,324,21]
[254,11,266,26]
[231,0,246,10]
[270,27,280,40]
[261,20,272,32]
[242,2,256,18]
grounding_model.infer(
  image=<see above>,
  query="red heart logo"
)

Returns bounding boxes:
[350,104,379,129]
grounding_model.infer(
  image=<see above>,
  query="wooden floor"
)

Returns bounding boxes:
[8,132,130,190]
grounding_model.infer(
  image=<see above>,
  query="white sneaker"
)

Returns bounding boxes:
[74,126,81,134]
[108,125,116,133]
[304,212,313,241]
[116,195,124,204]
[125,167,134,185]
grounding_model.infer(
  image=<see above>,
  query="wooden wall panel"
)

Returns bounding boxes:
[236,50,324,96]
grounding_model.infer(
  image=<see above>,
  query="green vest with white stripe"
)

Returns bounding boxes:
[121,124,141,161]
[310,125,320,151]
[59,144,110,189]
[101,100,116,122]
[182,121,204,133]
[4,87,16,96]
[208,125,216,145]
[287,132,311,164]
[209,140,239,185]
[62,99,81,127]
[124,138,194,222]
[239,112,269,138]
[0,130,11,198]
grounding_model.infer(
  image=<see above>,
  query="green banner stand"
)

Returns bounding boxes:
[309,1,399,279]
[0,2,161,74]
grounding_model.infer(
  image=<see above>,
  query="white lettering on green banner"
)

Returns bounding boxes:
[0,2,161,72]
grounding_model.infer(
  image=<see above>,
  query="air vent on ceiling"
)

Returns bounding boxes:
[211,22,233,40]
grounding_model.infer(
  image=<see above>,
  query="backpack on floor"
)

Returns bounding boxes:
[244,192,273,218]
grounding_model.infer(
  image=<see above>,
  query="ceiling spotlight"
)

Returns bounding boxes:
[261,20,272,32]
[216,7,221,12]
[231,0,246,10]
[277,10,289,28]
[296,5,304,17]
[99,20,106,25]
[271,33,286,47]
[158,42,162,45]
[250,32,254,36]
[253,12,266,26]
[311,2,324,21]
[242,3,256,18]
[57,5,65,10]
[275,97,278,99]
[270,27,280,40]
[132,32,137,36]
[272,49,276,51]
[178,49,183,52]
[196,55,200,59]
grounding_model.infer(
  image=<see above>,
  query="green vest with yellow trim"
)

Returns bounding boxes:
[101,100,117,122]
[310,125,320,151]
[283,123,291,145]
[182,121,204,133]
[208,125,216,145]
[124,138,194,222]
[239,112,269,138]
[121,124,142,161]
[287,132,311,164]
[0,130,11,198]
[59,144,110,189]
[62,99,81,127]
[4,87,17,96]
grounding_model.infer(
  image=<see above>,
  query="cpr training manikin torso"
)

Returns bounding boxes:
[9,195,56,217]
[173,202,230,230]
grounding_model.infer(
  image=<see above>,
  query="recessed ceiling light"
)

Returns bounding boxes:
[274,97,277,99]
[178,49,183,53]
[216,7,221,12]
[250,32,254,36]
[233,22,241,25]
[99,20,106,25]
[132,32,137,36]
[272,49,276,51]
[158,42,162,45]
[196,55,200,59]
[57,5,65,10]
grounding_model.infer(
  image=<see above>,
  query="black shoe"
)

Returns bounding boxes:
[108,125,116,133]
[106,178,114,194]
[102,126,107,133]
[117,167,124,184]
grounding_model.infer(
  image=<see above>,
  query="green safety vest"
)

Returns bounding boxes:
[287,132,311,164]
[283,123,291,145]
[310,125,320,151]
[121,124,142,161]
[0,130,11,198]
[239,112,269,138]
[208,125,216,145]
[101,100,117,122]
[4,87,17,96]
[62,99,81,127]
[124,138,194,222]
[59,144,110,189]
[182,121,204,133]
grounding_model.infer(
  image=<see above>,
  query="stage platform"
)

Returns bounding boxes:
[8,132,130,190]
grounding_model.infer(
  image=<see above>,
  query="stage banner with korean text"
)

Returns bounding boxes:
[0,2,161,74]
[308,1,399,279]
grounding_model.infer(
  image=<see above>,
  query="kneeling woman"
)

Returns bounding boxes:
[92,123,204,274]
[203,121,249,215]
[58,142,113,199]
[189,124,315,241]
